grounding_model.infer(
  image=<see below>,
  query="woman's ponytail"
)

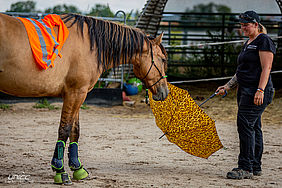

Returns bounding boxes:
[258,23,267,34]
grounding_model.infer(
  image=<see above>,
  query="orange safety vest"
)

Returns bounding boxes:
[18,14,69,70]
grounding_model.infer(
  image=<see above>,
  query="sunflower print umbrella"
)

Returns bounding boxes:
[149,83,223,159]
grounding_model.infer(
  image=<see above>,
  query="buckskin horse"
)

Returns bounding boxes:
[0,13,168,185]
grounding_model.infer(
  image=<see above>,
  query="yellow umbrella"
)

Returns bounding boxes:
[149,83,223,159]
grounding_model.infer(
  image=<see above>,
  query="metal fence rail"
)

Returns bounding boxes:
[157,12,282,79]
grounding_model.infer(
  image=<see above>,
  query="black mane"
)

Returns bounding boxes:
[62,14,150,71]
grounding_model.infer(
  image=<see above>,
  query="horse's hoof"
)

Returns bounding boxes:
[73,167,89,180]
[54,172,72,185]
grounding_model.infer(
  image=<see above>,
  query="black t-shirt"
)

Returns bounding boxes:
[236,33,276,88]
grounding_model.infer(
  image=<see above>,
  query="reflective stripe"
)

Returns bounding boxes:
[38,20,59,48]
[26,18,52,67]
[18,14,69,69]
[54,48,59,57]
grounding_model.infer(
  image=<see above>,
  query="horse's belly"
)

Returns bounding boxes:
[0,76,64,98]
[0,59,65,97]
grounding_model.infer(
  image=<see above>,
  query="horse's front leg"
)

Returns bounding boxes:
[68,112,89,181]
[51,89,87,185]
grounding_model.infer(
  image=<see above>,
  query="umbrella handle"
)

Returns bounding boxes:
[159,132,167,139]
[198,90,227,107]
[222,90,228,98]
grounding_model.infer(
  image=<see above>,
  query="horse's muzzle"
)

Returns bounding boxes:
[152,83,169,101]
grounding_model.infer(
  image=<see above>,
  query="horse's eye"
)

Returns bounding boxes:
[162,58,166,63]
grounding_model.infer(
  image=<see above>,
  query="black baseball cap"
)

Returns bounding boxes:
[239,11,260,23]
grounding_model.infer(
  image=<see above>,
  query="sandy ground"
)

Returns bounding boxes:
[0,86,281,187]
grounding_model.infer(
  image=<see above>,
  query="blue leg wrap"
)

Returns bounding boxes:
[51,140,65,171]
[68,142,82,170]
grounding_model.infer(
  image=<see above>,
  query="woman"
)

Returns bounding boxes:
[216,11,275,179]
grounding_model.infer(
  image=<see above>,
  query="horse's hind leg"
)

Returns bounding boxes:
[51,89,88,185]
[68,113,89,181]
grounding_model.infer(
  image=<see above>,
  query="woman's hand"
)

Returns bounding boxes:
[254,90,264,105]
[216,74,237,96]
[216,85,228,96]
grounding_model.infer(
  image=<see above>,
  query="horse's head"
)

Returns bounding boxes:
[132,33,169,101]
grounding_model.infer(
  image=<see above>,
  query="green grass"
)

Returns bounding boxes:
[0,103,11,110]
[80,103,90,110]
[33,98,59,110]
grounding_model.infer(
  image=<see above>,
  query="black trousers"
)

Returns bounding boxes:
[236,85,274,172]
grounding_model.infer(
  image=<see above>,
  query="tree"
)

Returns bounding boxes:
[88,4,114,17]
[181,3,231,22]
[185,2,231,13]
[7,0,36,12]
[45,4,81,14]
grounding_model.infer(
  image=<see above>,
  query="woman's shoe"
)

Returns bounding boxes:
[253,170,262,176]
[226,168,253,179]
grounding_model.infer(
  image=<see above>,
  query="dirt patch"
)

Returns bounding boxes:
[0,85,281,187]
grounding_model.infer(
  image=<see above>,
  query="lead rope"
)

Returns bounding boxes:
[145,89,149,104]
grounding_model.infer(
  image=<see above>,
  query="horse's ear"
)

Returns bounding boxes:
[153,32,163,45]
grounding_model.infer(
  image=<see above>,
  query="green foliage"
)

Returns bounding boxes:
[7,0,36,12]
[181,2,231,22]
[94,81,106,88]
[216,5,232,13]
[125,10,134,20]
[0,103,11,110]
[45,4,81,14]
[169,30,182,46]
[87,4,114,17]
[6,1,116,17]
[33,98,58,110]
[167,29,242,79]
[134,9,140,20]
[80,103,90,110]
[121,9,141,26]
[184,2,231,13]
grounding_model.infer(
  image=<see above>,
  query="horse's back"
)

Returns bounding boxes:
[0,13,29,60]
[0,13,69,97]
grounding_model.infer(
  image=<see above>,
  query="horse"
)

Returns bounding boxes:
[0,13,169,185]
